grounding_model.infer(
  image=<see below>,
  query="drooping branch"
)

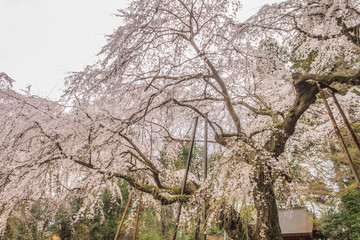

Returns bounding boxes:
[218,202,253,240]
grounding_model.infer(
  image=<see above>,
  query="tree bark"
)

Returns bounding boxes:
[194,216,201,240]
[160,207,167,239]
[252,162,283,240]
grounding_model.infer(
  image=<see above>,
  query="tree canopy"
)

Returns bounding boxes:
[1,0,360,239]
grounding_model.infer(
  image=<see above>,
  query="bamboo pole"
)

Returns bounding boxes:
[202,113,208,240]
[316,82,360,187]
[194,216,201,240]
[203,113,208,182]
[172,117,199,240]
[114,186,135,240]
[329,89,360,152]
[133,180,144,240]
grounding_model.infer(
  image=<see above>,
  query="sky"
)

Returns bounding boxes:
[0,0,282,99]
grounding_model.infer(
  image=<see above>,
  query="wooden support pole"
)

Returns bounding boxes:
[203,113,208,182]
[133,180,144,240]
[194,216,201,240]
[202,113,208,240]
[114,188,135,240]
[316,82,360,187]
[329,89,360,152]
[172,117,199,240]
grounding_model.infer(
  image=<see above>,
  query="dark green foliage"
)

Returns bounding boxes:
[3,203,48,240]
[320,208,350,240]
[320,185,360,240]
[58,213,74,240]
[342,186,360,239]
[176,143,221,181]
[177,143,204,177]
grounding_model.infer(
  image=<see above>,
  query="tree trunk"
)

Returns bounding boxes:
[219,155,283,240]
[160,207,167,239]
[194,217,201,240]
[252,162,283,240]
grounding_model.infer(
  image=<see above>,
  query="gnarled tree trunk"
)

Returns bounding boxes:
[253,162,283,240]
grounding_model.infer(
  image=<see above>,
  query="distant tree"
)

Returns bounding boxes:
[319,184,360,240]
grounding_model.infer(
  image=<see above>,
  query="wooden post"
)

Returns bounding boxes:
[172,117,199,240]
[329,89,360,152]
[133,179,144,240]
[203,113,208,181]
[114,189,135,240]
[194,216,201,240]
[203,113,208,240]
[316,82,360,187]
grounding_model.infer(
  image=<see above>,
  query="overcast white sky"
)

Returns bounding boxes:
[0,0,281,99]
